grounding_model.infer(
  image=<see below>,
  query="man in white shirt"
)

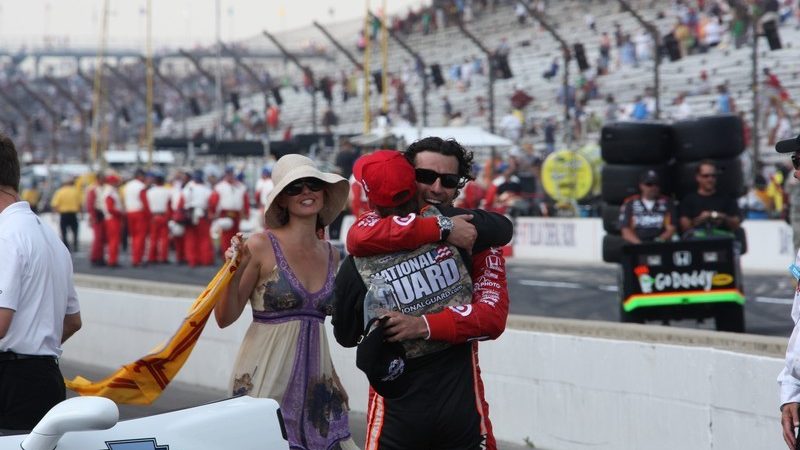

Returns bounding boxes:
[0,133,81,429]
[775,134,800,449]
[213,167,250,258]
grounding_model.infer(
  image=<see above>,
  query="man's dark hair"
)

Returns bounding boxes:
[0,133,20,191]
[404,137,475,189]
[695,159,717,174]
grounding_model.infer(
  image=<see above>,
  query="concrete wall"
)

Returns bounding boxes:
[65,280,787,450]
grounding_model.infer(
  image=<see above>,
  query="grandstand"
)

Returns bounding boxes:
[0,0,797,167]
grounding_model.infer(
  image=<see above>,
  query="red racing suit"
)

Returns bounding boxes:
[344,207,510,450]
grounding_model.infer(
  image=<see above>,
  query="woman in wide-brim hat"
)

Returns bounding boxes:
[214,154,358,450]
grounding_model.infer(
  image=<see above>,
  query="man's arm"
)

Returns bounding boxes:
[445,207,513,253]
[382,247,509,344]
[62,312,81,343]
[0,308,13,340]
[346,211,442,256]
[332,256,367,347]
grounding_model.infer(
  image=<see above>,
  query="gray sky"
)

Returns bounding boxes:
[0,0,424,49]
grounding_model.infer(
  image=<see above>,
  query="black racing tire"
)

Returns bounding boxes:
[672,157,746,200]
[715,303,746,333]
[672,114,745,162]
[601,121,673,164]
[601,202,622,233]
[601,164,672,205]
[602,233,626,264]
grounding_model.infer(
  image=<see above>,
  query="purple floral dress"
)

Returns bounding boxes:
[229,232,356,450]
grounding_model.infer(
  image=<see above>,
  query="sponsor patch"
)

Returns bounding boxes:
[711,273,734,287]
[486,254,502,271]
[449,304,473,317]
[392,213,417,227]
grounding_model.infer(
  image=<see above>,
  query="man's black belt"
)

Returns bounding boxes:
[0,351,56,362]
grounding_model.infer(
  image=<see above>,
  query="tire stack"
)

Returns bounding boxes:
[670,114,746,200]
[600,121,674,263]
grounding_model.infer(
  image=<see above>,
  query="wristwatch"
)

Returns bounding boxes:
[437,215,454,241]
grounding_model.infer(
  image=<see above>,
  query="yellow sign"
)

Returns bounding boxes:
[541,150,594,201]
[712,273,734,287]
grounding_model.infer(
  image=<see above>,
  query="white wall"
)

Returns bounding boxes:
[65,285,786,450]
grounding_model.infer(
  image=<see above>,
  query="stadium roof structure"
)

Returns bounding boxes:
[391,126,513,147]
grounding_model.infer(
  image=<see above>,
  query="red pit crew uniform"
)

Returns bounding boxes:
[213,179,250,257]
[146,185,172,263]
[182,180,214,266]
[123,178,150,266]
[342,207,511,450]
[85,183,106,264]
[101,185,124,266]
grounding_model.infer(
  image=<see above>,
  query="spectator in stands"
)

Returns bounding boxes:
[619,170,676,244]
[543,117,557,155]
[678,160,741,235]
[630,96,649,120]
[499,110,523,144]
[515,1,527,26]
[764,68,790,101]
[715,84,735,113]
[542,57,559,81]
[510,85,533,110]
[671,92,693,120]
[442,96,453,122]
[321,107,339,134]
[704,15,723,48]
[690,70,713,96]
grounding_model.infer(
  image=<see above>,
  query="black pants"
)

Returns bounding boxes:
[0,357,65,430]
[374,345,482,450]
[59,212,79,252]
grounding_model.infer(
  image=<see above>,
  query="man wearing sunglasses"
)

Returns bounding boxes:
[338,139,512,450]
[678,159,741,235]
[775,134,800,450]
[619,170,676,244]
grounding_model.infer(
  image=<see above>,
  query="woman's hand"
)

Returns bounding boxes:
[226,233,249,264]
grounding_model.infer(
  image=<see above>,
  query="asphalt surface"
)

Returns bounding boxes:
[71,249,796,338]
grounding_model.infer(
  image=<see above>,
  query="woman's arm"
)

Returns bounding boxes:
[214,234,270,328]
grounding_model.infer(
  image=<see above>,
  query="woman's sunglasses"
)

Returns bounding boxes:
[283,178,324,196]
[415,168,461,189]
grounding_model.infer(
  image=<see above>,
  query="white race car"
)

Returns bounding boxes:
[0,395,287,450]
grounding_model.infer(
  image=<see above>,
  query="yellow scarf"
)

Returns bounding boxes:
[65,261,236,405]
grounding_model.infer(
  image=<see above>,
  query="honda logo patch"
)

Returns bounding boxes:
[673,251,692,267]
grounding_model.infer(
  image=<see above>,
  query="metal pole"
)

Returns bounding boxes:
[90,0,110,169]
[312,21,363,70]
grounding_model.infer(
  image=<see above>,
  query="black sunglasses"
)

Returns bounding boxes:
[792,154,800,170]
[283,178,324,196]
[415,168,461,189]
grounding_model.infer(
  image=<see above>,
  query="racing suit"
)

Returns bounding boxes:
[334,205,511,450]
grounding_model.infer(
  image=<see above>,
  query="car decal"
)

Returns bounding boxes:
[103,438,169,450]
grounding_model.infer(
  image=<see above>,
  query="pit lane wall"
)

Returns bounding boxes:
[45,214,795,272]
[65,277,786,450]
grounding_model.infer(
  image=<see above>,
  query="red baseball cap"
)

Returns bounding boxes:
[353,150,416,208]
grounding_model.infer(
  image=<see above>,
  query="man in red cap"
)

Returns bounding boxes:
[334,149,512,450]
